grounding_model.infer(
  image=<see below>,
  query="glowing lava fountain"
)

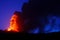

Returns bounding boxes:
[7,12,23,32]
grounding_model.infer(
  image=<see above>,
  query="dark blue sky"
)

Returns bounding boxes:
[0,0,28,30]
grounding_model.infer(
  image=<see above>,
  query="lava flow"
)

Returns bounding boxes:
[7,12,23,32]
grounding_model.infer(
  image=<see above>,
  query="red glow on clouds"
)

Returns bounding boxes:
[7,15,19,32]
[7,12,23,32]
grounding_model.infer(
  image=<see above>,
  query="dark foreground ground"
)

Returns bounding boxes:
[0,30,60,39]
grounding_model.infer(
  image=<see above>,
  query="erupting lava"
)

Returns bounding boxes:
[7,12,23,32]
[7,15,19,32]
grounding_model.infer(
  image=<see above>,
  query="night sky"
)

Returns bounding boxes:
[0,0,28,30]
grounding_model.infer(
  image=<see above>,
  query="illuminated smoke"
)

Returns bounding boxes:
[7,14,19,32]
[44,16,60,33]
[7,12,23,32]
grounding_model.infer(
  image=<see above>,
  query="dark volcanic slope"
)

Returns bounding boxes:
[0,30,60,39]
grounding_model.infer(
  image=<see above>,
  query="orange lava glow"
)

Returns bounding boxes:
[7,14,20,32]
